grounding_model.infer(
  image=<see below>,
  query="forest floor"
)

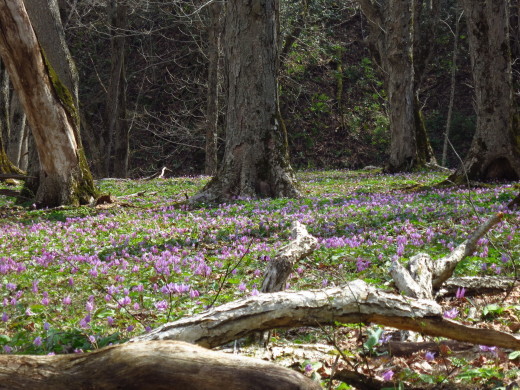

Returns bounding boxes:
[0,169,519,389]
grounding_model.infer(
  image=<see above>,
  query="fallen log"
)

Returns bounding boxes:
[131,280,520,350]
[0,340,320,390]
[261,221,318,293]
[437,276,517,298]
[390,213,504,298]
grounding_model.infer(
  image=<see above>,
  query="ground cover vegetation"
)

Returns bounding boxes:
[0,170,518,388]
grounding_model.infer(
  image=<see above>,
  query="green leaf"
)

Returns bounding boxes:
[509,351,520,360]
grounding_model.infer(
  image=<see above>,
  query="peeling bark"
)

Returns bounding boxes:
[132,279,520,350]
[391,213,503,297]
[261,221,318,293]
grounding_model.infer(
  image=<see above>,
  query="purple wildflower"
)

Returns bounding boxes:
[443,308,459,319]
[455,287,466,299]
[425,351,435,361]
[154,300,168,311]
[479,345,497,353]
[382,370,394,381]
[33,337,43,347]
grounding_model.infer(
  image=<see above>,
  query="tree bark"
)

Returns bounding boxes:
[385,0,417,172]
[6,90,28,170]
[0,0,96,206]
[358,0,430,172]
[442,7,462,167]
[390,212,503,298]
[192,0,300,202]
[132,279,520,350]
[450,0,520,182]
[412,0,439,166]
[0,340,320,390]
[0,60,23,176]
[204,1,222,176]
[261,221,318,293]
[105,0,129,178]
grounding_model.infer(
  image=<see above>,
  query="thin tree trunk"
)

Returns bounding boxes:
[413,0,439,166]
[0,0,96,206]
[442,8,462,167]
[6,90,27,169]
[105,0,129,178]
[0,60,22,176]
[204,1,222,176]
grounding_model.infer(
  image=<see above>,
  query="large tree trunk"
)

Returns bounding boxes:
[450,0,520,182]
[385,0,417,172]
[0,341,320,390]
[192,0,300,202]
[204,1,222,176]
[358,0,424,172]
[105,0,129,178]
[0,0,96,206]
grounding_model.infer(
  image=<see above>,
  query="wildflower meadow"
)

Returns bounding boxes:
[0,170,519,388]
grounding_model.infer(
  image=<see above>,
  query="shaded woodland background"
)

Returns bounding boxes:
[16,0,497,177]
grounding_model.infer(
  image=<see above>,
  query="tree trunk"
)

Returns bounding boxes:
[6,90,28,170]
[385,0,417,172]
[105,0,129,178]
[0,60,23,176]
[413,0,439,166]
[0,61,8,145]
[204,1,222,176]
[450,0,520,182]
[100,0,130,178]
[192,0,300,202]
[0,0,96,206]
[0,341,320,390]
[442,7,462,167]
[358,0,425,172]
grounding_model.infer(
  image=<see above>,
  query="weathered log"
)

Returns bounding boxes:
[437,276,517,298]
[432,213,504,288]
[132,280,520,350]
[261,221,318,293]
[0,340,320,390]
[391,213,504,297]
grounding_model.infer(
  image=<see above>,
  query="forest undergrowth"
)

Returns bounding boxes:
[0,169,519,389]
